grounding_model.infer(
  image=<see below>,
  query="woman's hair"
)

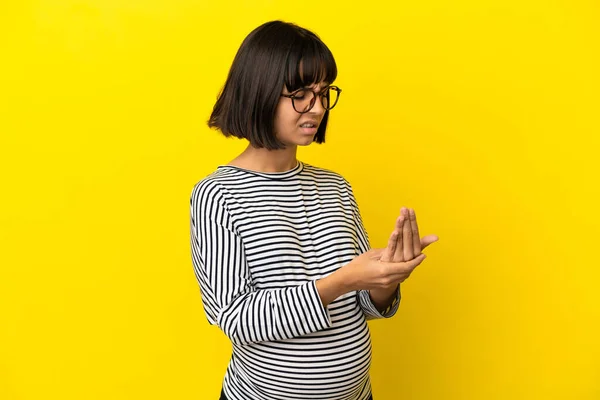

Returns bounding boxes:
[208,20,338,150]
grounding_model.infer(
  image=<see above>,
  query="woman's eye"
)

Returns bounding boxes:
[293,91,306,99]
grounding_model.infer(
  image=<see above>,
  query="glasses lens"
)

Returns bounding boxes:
[292,90,315,113]
[323,87,340,110]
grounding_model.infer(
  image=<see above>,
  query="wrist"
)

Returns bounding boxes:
[316,269,353,307]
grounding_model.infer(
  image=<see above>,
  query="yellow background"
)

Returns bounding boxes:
[1,1,599,399]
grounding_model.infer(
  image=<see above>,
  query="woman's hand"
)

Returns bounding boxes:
[335,207,439,294]
[381,207,439,263]
[372,207,439,292]
[318,247,427,306]
[339,248,428,292]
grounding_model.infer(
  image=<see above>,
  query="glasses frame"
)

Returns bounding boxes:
[280,85,342,114]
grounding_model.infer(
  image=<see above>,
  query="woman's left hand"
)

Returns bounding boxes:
[380,207,439,263]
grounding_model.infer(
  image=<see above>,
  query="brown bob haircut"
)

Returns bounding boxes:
[208,20,338,150]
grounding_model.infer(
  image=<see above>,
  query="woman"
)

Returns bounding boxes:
[190,20,439,400]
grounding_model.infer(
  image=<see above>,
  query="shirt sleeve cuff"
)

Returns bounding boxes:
[358,285,401,320]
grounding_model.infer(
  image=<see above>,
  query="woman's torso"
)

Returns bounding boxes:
[210,161,374,400]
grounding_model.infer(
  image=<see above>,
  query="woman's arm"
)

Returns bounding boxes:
[191,181,335,346]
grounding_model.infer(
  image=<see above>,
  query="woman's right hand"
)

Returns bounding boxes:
[316,247,426,307]
[340,248,427,292]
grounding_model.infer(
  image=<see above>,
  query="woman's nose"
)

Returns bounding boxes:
[309,95,326,115]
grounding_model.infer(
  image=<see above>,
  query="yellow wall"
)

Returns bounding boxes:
[1,1,599,399]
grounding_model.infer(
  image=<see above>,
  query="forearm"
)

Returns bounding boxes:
[216,281,333,345]
[315,268,353,307]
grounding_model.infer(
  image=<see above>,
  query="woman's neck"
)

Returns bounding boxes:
[227,144,298,173]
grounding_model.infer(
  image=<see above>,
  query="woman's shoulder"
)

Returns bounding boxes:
[302,162,353,188]
[189,168,235,204]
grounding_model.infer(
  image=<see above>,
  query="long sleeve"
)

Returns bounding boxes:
[190,181,333,346]
[345,179,401,320]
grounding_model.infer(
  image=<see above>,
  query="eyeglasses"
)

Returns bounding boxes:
[280,86,342,114]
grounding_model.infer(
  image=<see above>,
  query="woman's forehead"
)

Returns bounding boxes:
[291,59,334,89]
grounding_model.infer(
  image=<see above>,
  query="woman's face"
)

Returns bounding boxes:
[273,82,328,147]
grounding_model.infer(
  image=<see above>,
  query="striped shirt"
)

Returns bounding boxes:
[190,160,401,400]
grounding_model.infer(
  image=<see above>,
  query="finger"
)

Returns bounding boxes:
[381,230,399,262]
[388,253,427,280]
[420,234,439,250]
[393,214,405,262]
[382,214,403,262]
[402,208,414,261]
[409,208,422,256]
[401,253,426,272]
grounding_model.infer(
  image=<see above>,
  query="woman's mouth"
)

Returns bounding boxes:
[299,122,318,135]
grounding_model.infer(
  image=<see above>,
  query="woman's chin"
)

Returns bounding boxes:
[278,137,315,147]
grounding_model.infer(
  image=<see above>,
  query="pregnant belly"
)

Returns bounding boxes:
[228,319,373,400]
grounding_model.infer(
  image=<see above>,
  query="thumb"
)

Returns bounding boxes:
[404,252,427,269]
[420,235,439,250]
